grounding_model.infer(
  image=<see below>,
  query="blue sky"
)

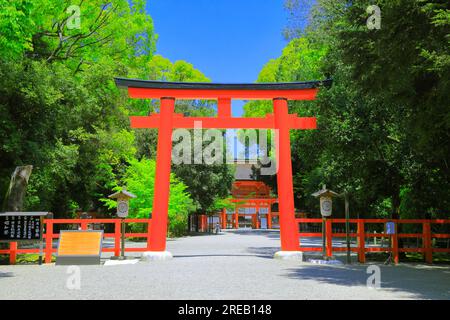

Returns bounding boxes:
[145,0,289,116]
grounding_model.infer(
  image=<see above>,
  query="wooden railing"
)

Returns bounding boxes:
[3,218,449,265]
[0,218,151,265]
[296,218,450,264]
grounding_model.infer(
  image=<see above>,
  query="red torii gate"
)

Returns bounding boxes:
[115,78,330,259]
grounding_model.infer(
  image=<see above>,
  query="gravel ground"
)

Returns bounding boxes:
[0,230,449,300]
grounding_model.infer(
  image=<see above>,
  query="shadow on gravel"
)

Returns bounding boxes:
[0,272,14,278]
[283,264,450,300]
[227,230,281,240]
[173,247,280,260]
[246,247,279,258]
[172,233,228,239]
[173,254,270,259]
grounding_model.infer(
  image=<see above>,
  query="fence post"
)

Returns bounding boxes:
[326,219,333,258]
[81,221,88,230]
[114,220,121,257]
[146,218,152,250]
[392,223,399,264]
[9,242,17,265]
[45,220,53,263]
[357,220,365,263]
[268,212,272,229]
[423,221,433,264]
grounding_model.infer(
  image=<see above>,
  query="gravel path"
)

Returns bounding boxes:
[0,230,449,300]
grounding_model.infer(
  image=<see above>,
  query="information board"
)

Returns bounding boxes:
[0,212,47,242]
[56,230,103,265]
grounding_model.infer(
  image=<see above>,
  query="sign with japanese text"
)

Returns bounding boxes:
[0,212,47,242]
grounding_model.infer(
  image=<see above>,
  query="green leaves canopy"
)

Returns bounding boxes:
[102,158,194,236]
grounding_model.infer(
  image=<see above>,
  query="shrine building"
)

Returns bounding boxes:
[190,161,281,231]
[221,161,278,230]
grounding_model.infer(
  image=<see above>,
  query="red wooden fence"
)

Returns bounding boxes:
[2,218,449,265]
[0,218,151,264]
[296,218,450,264]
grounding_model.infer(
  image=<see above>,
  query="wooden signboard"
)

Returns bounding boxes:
[0,212,47,242]
[56,230,103,265]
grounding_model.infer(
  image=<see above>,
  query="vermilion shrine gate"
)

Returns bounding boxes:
[115,78,331,259]
[225,180,278,230]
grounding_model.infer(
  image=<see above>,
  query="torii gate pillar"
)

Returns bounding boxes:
[273,98,300,253]
[147,97,174,252]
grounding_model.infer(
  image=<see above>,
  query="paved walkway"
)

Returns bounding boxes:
[0,230,449,300]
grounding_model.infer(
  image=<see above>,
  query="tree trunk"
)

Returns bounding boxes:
[2,165,33,212]
[1,166,33,252]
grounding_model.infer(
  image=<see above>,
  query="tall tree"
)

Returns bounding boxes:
[248,0,449,219]
[0,1,196,220]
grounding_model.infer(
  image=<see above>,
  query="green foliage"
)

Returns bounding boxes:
[0,0,35,60]
[210,196,235,213]
[0,253,55,265]
[255,0,450,219]
[244,37,326,117]
[172,163,234,215]
[0,58,133,214]
[102,158,195,236]
[0,0,228,239]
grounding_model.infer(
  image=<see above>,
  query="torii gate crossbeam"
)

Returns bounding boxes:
[115,78,331,260]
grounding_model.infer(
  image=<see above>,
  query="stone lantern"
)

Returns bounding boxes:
[312,185,339,217]
[108,188,136,260]
[108,188,137,218]
[312,185,339,260]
